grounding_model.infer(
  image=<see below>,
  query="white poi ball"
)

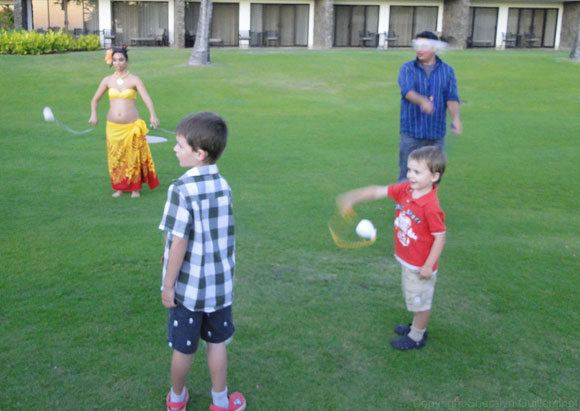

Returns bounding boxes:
[356,219,376,240]
[43,107,55,122]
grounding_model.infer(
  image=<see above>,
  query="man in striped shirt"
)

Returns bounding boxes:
[397,31,462,182]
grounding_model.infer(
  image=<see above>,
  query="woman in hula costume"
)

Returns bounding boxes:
[89,46,160,198]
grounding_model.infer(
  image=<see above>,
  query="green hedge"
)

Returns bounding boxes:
[0,29,101,55]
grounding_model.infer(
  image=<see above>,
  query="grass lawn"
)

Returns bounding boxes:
[1,48,579,410]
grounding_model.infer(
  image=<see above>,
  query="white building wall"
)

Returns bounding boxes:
[94,0,563,50]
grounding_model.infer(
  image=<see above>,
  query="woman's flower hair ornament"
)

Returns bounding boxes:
[105,49,113,65]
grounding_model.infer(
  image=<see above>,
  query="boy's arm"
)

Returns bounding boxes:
[336,185,389,216]
[419,233,446,279]
[161,236,188,308]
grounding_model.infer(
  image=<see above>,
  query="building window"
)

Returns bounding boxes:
[333,5,379,47]
[32,0,98,33]
[250,4,309,47]
[467,7,498,47]
[185,2,239,47]
[507,8,558,48]
[388,6,437,47]
[112,1,168,46]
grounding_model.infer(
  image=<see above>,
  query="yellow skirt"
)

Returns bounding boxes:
[106,119,159,191]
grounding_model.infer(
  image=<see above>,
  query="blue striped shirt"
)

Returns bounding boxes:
[398,56,459,140]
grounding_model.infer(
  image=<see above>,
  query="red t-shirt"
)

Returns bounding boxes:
[388,182,445,272]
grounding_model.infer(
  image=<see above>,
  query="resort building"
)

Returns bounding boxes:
[6,0,580,50]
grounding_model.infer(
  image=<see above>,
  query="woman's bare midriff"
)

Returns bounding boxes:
[107,98,139,124]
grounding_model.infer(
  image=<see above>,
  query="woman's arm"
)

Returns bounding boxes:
[135,77,160,128]
[89,78,109,126]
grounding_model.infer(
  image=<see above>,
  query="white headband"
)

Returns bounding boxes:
[412,38,449,52]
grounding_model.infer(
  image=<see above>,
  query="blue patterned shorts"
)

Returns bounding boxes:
[167,304,235,354]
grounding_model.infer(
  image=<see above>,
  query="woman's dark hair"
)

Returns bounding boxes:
[112,46,129,61]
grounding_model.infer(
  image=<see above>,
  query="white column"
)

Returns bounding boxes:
[98,0,112,47]
[239,0,251,31]
[307,0,314,48]
[554,5,563,50]
[168,0,175,46]
[436,4,443,34]
[496,6,509,49]
[377,4,390,49]
[26,0,33,29]
[238,0,251,48]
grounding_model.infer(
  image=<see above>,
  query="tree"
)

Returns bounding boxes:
[62,0,70,32]
[189,0,213,66]
[174,0,185,48]
[0,5,15,29]
[57,0,74,32]
[571,10,580,60]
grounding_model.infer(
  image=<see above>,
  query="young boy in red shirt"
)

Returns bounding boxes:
[337,146,446,350]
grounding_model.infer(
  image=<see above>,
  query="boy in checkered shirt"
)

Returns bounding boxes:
[159,112,246,411]
[336,146,446,351]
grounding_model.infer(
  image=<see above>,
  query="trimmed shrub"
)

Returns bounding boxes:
[0,29,101,55]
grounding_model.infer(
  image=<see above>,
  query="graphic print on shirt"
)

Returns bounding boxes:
[395,210,418,247]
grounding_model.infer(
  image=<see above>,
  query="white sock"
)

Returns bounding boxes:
[212,387,229,409]
[409,325,425,342]
[170,387,186,403]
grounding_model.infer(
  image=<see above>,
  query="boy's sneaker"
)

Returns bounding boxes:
[166,387,189,411]
[390,334,427,351]
[209,392,246,411]
[394,324,428,340]
[394,323,412,336]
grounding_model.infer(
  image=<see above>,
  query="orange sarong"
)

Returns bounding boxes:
[106,119,159,191]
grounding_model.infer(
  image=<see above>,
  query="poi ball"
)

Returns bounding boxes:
[356,219,376,240]
[43,107,55,122]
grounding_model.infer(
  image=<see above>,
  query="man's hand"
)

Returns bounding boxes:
[450,118,462,134]
[419,97,434,114]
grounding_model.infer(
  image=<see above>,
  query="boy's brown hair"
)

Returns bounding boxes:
[176,112,228,164]
[408,146,447,184]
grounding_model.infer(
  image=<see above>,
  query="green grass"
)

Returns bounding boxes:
[1,48,579,410]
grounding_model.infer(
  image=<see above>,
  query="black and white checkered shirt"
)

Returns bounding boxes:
[159,164,235,312]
